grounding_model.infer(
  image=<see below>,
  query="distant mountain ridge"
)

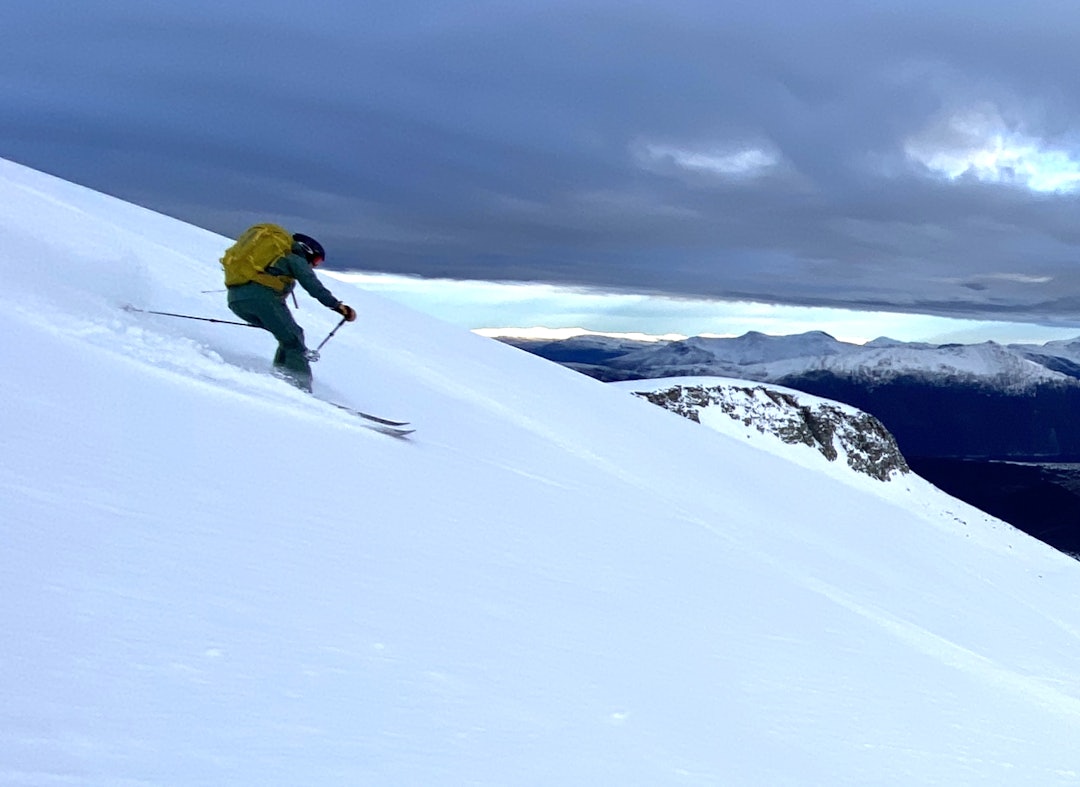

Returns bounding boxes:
[501,330,1080,388]
[501,331,1080,459]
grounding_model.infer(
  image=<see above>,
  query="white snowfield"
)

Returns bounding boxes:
[4,156,1080,785]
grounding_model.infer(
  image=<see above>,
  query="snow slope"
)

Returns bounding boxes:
[4,157,1080,785]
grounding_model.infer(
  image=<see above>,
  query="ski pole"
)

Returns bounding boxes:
[122,304,257,328]
[314,316,348,352]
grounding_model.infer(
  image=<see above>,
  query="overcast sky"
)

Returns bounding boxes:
[8,0,1080,338]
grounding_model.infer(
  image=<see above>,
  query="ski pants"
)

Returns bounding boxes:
[228,297,313,392]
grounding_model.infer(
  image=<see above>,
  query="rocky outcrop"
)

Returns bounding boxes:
[635,382,910,482]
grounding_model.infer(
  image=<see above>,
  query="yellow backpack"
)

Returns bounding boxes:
[221,224,294,292]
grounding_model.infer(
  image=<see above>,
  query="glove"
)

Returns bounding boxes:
[335,303,357,322]
[304,349,321,362]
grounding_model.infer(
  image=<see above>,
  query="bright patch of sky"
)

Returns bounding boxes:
[906,104,1080,193]
[328,271,1080,346]
[637,142,780,177]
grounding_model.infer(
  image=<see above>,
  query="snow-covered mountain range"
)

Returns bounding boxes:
[504,330,1080,460]
[503,329,1080,389]
[7,156,1080,784]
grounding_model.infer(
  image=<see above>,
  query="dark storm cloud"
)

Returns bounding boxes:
[8,0,1080,325]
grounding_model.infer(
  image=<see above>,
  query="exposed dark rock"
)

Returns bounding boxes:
[635,382,909,482]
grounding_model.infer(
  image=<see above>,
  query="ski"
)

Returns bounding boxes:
[357,421,415,438]
[324,402,409,426]
[324,402,414,436]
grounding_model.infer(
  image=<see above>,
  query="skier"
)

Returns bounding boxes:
[226,232,356,392]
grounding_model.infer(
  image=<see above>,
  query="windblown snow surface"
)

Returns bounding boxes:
[3,157,1080,785]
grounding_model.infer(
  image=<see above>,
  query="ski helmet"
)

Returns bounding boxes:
[292,233,325,264]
